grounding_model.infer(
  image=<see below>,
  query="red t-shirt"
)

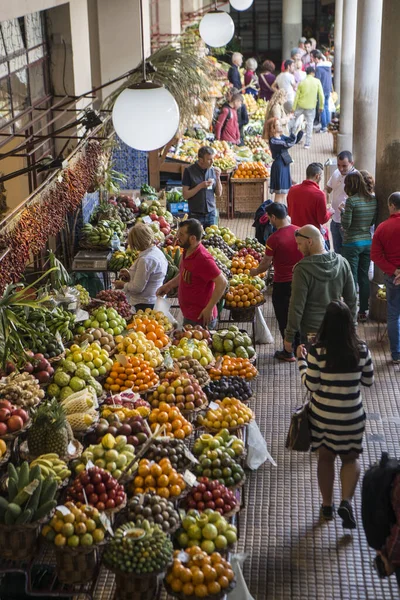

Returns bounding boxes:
[179,243,221,322]
[371,213,400,276]
[265,224,303,282]
[287,180,331,239]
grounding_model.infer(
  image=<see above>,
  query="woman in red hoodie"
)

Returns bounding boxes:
[214,93,243,144]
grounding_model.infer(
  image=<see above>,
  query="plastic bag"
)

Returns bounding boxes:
[246,420,277,470]
[255,307,274,344]
[229,554,255,600]
[154,296,178,326]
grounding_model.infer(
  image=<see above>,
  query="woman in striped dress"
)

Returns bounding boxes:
[296,301,374,528]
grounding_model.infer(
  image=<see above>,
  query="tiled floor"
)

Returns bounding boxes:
[219,132,400,599]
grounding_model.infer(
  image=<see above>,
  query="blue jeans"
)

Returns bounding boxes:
[321,94,331,129]
[384,275,400,360]
[330,221,343,254]
[189,211,217,227]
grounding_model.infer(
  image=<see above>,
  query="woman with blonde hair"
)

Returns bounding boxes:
[265,117,303,203]
[339,171,377,321]
[244,58,259,97]
[114,222,168,311]
[263,89,289,136]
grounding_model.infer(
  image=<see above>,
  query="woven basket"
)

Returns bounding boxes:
[0,520,41,561]
[48,351,66,364]
[113,568,163,600]
[55,544,101,584]
[165,578,236,600]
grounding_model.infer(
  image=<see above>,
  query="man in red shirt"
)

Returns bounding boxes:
[371,192,400,364]
[287,162,333,248]
[250,203,303,362]
[156,219,227,327]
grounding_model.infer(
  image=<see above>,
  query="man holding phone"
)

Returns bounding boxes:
[182,146,222,227]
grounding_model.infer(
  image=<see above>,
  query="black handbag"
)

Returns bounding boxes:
[281,149,293,166]
[285,396,311,452]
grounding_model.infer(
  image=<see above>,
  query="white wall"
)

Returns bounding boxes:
[0,0,68,21]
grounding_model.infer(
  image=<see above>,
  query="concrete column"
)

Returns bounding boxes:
[69,0,92,108]
[282,0,302,62]
[184,0,201,14]
[96,0,151,97]
[352,0,383,175]
[159,0,181,36]
[337,0,357,153]
[370,2,400,319]
[334,0,343,96]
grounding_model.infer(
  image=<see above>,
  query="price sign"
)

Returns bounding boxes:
[177,551,190,563]
[82,488,89,505]
[209,401,219,411]
[99,512,114,536]
[142,216,152,224]
[56,505,71,516]
[86,459,95,470]
[183,470,197,487]
[183,446,199,464]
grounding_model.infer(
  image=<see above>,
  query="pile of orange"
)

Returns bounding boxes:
[104,356,159,393]
[209,356,258,380]
[131,457,186,498]
[230,254,259,275]
[232,161,269,179]
[165,548,234,597]
[149,403,193,439]
[225,283,265,308]
[127,317,170,349]
[134,308,173,332]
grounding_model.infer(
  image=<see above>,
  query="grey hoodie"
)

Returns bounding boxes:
[285,252,357,343]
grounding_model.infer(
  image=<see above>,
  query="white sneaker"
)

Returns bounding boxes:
[304,145,310,149]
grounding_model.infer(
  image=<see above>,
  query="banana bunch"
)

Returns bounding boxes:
[109,250,133,271]
[29,454,71,482]
[0,462,58,525]
[47,306,76,342]
[81,222,113,248]
[213,157,236,171]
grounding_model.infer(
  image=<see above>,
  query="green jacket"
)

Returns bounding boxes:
[285,252,357,343]
[293,75,324,111]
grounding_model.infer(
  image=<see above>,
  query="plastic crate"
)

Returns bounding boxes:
[167,201,189,215]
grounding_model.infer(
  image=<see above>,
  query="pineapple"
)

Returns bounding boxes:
[28,399,72,457]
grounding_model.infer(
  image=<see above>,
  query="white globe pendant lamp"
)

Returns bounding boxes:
[112,0,179,151]
[199,6,235,48]
[230,0,254,10]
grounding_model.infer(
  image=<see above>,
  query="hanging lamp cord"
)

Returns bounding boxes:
[140,0,146,81]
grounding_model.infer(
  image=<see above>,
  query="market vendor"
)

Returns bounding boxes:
[156,219,227,328]
[114,222,168,312]
[182,146,222,227]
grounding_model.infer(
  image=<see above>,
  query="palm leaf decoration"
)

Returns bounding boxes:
[102,43,214,131]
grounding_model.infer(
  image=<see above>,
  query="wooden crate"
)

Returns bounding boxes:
[232,178,269,216]
[332,130,338,154]
[216,179,230,216]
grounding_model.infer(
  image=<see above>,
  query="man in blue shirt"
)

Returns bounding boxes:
[182,147,222,227]
[312,50,332,133]
[228,52,243,91]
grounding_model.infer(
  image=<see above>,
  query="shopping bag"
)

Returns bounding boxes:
[246,421,276,470]
[229,554,255,600]
[285,396,311,452]
[154,296,178,326]
[255,307,274,344]
[329,94,336,113]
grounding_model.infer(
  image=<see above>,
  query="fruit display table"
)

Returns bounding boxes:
[231,178,269,217]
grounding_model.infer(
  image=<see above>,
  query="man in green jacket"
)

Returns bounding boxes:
[291,66,324,149]
[283,225,357,355]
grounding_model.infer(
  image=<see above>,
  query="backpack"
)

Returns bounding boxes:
[213,105,231,137]
[252,200,274,244]
[361,452,400,550]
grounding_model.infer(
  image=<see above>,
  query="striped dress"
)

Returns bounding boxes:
[297,344,374,454]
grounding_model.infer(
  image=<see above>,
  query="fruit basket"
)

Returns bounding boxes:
[229,298,265,322]
[165,578,236,600]
[0,418,31,442]
[0,518,46,561]
[143,438,197,474]
[54,541,105,585]
[112,566,167,600]
[48,351,66,364]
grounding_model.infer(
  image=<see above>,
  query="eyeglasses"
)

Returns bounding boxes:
[294,230,311,240]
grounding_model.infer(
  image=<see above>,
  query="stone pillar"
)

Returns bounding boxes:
[334,0,343,97]
[69,0,92,107]
[352,0,383,175]
[282,0,302,62]
[96,0,151,97]
[159,0,181,36]
[337,0,357,153]
[370,2,400,319]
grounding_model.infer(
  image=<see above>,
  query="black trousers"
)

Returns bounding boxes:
[271,280,301,349]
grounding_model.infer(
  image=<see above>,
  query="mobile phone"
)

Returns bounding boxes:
[374,555,387,579]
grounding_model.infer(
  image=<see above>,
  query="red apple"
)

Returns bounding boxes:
[7,415,24,431]
[0,400,12,411]
[0,422,7,435]
[11,409,28,423]
[0,408,10,422]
